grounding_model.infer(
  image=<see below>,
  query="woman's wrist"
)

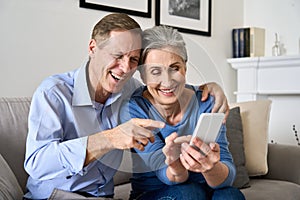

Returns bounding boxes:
[166,160,189,182]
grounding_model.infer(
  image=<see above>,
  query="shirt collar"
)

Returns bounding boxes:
[72,60,92,106]
[72,60,124,107]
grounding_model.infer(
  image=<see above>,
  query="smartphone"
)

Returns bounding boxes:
[189,113,225,145]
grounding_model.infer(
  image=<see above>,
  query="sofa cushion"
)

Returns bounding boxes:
[230,100,272,176]
[48,188,110,200]
[226,107,250,188]
[0,97,31,192]
[241,179,300,200]
[265,143,300,185]
[114,183,131,200]
[0,153,24,200]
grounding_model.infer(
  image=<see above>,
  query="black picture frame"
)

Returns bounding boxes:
[79,0,151,18]
[155,0,212,36]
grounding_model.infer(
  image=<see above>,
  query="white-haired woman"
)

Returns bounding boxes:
[119,25,245,200]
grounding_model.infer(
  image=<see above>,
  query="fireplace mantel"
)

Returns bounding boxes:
[227,55,300,102]
[227,55,300,146]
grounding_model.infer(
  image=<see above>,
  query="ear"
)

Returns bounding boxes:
[88,39,97,58]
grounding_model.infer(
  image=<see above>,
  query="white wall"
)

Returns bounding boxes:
[241,0,300,146]
[244,0,300,56]
[0,0,154,97]
[185,0,243,103]
[1,0,299,102]
[0,0,243,102]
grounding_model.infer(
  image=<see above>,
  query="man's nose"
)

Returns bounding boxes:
[119,57,131,73]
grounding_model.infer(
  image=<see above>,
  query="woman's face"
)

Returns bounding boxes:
[142,48,187,106]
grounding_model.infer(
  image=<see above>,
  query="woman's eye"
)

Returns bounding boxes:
[150,69,161,75]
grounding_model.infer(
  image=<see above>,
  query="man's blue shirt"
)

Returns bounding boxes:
[24,61,141,199]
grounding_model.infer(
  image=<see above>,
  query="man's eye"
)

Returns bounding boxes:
[130,57,139,64]
[170,66,179,72]
[113,54,123,59]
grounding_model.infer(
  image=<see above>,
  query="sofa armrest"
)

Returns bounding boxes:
[263,143,300,185]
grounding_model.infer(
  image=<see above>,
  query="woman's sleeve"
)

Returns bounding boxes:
[120,99,178,184]
[213,125,237,188]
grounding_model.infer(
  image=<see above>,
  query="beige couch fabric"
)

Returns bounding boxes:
[0,153,24,200]
[0,97,31,193]
[230,100,272,176]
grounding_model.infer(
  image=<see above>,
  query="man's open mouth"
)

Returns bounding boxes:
[110,71,125,81]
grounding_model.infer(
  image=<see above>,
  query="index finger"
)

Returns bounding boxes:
[132,118,165,130]
[174,135,192,144]
[165,132,178,144]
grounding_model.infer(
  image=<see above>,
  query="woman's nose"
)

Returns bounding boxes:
[160,71,173,86]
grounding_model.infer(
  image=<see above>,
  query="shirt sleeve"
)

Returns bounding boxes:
[24,87,88,180]
[119,97,178,185]
[212,125,236,188]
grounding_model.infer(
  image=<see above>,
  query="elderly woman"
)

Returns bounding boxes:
[119,26,245,200]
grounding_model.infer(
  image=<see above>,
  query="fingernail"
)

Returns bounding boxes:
[181,142,188,149]
[159,122,165,127]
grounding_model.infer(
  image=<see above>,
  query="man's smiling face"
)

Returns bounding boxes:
[89,30,142,95]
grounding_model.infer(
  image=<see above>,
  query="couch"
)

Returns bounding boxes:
[0,97,300,200]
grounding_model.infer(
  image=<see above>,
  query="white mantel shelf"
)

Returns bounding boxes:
[228,55,300,146]
[227,55,300,69]
[227,55,300,101]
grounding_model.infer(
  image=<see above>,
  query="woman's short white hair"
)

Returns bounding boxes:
[140,25,188,65]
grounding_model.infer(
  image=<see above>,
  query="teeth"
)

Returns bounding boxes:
[110,72,124,80]
[160,88,175,94]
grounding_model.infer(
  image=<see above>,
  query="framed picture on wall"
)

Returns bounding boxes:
[155,0,212,36]
[79,0,151,18]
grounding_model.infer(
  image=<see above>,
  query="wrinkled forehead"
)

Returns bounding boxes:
[100,29,142,53]
[145,48,186,64]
